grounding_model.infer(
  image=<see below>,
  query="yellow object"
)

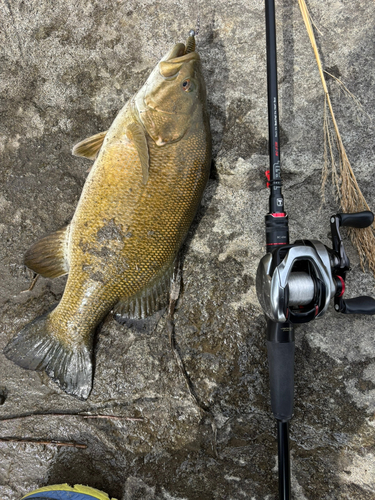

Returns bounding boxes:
[22,483,116,499]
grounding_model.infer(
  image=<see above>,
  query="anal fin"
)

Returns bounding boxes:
[24,226,70,278]
[113,260,175,323]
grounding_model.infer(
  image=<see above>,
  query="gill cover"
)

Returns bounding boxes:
[135,43,202,146]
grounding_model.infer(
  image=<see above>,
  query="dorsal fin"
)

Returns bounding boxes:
[72,131,107,160]
[126,122,150,184]
[24,226,70,278]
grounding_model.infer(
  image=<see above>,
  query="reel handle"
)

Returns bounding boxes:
[335,296,375,315]
[332,210,375,315]
[339,211,374,228]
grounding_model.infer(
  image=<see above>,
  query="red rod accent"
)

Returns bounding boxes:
[265,170,271,188]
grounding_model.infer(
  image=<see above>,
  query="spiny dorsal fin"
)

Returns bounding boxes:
[126,122,150,184]
[72,131,107,160]
[24,226,70,278]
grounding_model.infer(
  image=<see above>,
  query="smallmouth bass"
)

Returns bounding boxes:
[4,31,211,399]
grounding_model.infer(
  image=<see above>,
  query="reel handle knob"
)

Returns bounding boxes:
[338,211,374,228]
[330,211,374,270]
[331,211,375,315]
[335,296,375,315]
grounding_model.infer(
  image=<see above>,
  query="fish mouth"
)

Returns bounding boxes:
[159,41,200,79]
[159,51,199,79]
[166,30,199,61]
[135,39,200,117]
[164,42,199,62]
[169,51,200,63]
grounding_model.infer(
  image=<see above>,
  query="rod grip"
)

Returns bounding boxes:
[267,320,295,422]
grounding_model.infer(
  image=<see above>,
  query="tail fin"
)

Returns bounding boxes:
[4,312,92,399]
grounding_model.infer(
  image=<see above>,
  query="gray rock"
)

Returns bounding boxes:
[1,1,375,499]
[123,476,157,500]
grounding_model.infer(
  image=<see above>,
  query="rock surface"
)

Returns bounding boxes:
[1,0,375,499]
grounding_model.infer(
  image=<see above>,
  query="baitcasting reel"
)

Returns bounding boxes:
[256,211,375,324]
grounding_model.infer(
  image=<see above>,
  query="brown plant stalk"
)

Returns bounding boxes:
[297,0,375,275]
[0,437,87,448]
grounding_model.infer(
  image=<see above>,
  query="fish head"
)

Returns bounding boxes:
[135,41,207,146]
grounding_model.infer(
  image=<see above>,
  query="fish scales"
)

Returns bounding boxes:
[4,34,211,399]
[57,114,209,339]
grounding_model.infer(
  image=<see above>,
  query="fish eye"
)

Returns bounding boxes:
[182,79,195,92]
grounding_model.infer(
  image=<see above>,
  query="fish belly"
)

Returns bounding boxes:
[61,130,209,328]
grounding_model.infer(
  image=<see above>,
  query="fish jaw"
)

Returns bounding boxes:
[134,44,206,146]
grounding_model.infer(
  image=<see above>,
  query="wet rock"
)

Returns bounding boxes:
[123,476,157,500]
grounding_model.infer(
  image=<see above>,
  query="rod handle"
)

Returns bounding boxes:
[267,320,295,421]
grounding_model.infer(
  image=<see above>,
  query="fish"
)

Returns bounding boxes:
[4,30,211,399]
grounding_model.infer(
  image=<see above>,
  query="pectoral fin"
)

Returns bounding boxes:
[24,226,70,278]
[126,122,150,184]
[72,131,107,160]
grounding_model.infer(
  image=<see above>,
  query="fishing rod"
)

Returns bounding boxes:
[256,1,375,498]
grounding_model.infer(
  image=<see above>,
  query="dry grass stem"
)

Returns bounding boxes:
[82,415,143,421]
[323,71,366,119]
[297,0,375,275]
[0,437,87,448]
[0,412,143,422]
